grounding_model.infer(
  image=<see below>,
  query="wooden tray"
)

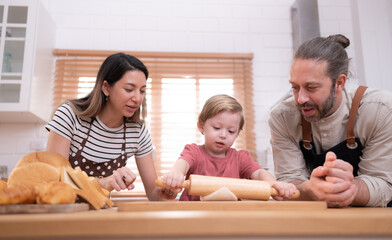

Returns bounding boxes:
[0,203,90,214]
[117,201,327,212]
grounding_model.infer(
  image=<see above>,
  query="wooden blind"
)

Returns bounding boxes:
[53,49,256,183]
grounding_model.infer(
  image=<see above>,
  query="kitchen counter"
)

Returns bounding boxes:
[1,201,392,240]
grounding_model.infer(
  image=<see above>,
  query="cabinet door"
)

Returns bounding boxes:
[0,4,28,104]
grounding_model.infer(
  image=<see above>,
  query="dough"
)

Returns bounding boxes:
[200,187,238,201]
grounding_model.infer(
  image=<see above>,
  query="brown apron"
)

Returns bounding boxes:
[300,86,367,176]
[69,117,128,177]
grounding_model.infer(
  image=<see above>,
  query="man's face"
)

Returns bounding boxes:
[289,59,338,122]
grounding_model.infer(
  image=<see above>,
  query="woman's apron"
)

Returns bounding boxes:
[69,117,128,177]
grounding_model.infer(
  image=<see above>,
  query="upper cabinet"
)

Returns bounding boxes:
[0,0,55,123]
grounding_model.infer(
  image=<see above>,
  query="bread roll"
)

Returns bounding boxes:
[0,179,7,191]
[37,181,76,204]
[15,151,71,169]
[7,162,60,188]
[0,183,36,205]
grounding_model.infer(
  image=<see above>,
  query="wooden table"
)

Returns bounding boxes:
[1,201,392,240]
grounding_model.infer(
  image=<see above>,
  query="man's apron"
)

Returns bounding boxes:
[299,86,390,207]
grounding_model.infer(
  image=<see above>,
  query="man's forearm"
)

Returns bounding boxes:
[351,178,370,206]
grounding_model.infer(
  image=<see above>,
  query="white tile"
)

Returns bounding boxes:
[202,33,220,52]
[203,4,234,18]
[262,6,291,19]
[233,34,250,52]
[188,32,205,52]
[0,139,16,154]
[92,15,126,30]
[219,18,249,33]
[232,5,263,18]
[125,16,157,30]
[157,17,189,31]
[259,48,293,62]
[92,29,126,50]
[263,34,292,47]
[217,33,235,52]
[189,18,219,32]
[55,28,94,49]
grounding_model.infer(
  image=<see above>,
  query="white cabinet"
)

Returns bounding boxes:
[0,0,55,123]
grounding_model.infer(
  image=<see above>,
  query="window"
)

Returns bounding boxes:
[53,50,256,192]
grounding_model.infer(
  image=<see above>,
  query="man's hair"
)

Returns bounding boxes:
[294,34,350,85]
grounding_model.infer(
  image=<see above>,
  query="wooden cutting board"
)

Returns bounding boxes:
[117,201,327,212]
[0,203,90,214]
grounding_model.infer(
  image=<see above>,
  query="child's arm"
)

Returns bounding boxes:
[250,169,297,200]
[162,158,190,189]
[250,168,275,185]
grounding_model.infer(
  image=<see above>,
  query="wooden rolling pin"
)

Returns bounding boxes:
[156,174,300,200]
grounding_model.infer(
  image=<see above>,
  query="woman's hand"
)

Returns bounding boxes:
[97,166,136,191]
[157,187,181,200]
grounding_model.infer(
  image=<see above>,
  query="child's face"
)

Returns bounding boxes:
[198,111,241,158]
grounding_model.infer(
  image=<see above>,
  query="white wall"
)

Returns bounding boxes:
[351,0,392,89]
[0,0,391,176]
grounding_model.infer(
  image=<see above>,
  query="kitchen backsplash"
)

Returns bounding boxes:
[0,123,48,177]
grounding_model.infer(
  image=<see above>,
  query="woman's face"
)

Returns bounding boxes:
[104,70,147,119]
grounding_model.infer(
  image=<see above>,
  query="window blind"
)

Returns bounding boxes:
[53,49,256,190]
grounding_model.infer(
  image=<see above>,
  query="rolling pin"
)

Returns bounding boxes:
[156,174,300,200]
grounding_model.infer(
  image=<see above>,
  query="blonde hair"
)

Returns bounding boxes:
[198,94,244,130]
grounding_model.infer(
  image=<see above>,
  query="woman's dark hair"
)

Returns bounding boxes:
[294,34,350,85]
[68,53,149,123]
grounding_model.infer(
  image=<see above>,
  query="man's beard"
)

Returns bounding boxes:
[297,86,336,122]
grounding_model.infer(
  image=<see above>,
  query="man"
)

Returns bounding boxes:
[269,34,392,207]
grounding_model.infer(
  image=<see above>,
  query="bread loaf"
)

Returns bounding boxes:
[7,162,60,188]
[0,179,7,191]
[0,183,36,205]
[37,181,77,204]
[3,151,112,209]
[15,151,71,169]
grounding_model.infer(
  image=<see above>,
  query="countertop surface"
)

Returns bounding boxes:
[1,201,392,239]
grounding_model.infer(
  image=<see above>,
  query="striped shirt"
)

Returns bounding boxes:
[46,103,154,163]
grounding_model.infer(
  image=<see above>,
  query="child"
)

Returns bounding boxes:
[162,94,297,201]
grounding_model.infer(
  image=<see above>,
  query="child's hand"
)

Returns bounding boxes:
[159,172,185,199]
[271,181,297,201]
[162,172,185,189]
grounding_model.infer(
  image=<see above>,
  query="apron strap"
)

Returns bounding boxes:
[301,117,312,149]
[79,117,95,149]
[346,86,367,146]
[301,85,368,149]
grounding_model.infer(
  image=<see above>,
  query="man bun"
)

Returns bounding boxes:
[328,34,350,49]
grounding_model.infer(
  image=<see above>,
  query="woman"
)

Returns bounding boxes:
[46,53,174,200]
